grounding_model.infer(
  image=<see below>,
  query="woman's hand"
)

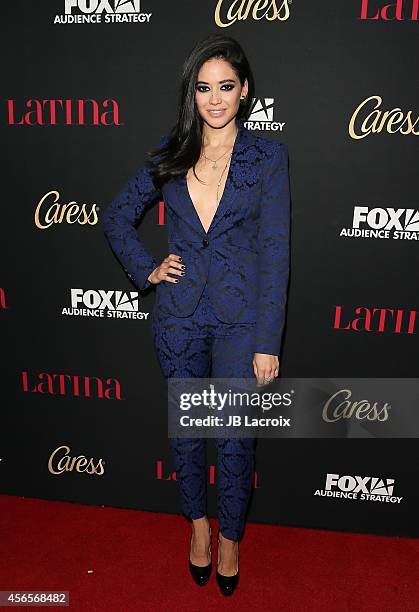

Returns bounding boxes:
[253,353,280,387]
[148,254,185,284]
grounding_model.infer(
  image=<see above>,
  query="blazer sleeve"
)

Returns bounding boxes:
[254,142,290,356]
[102,135,167,291]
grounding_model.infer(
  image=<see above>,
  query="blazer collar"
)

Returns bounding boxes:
[233,115,252,153]
[177,116,253,236]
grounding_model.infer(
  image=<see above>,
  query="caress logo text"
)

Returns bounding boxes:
[348,95,418,139]
[214,0,291,27]
[35,190,98,229]
[322,388,391,423]
[48,445,105,475]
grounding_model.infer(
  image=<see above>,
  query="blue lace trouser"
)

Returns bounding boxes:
[152,283,256,541]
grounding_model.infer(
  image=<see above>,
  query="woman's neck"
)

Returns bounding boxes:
[201,118,238,151]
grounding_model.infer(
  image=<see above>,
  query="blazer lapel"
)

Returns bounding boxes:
[172,117,253,237]
[207,118,251,234]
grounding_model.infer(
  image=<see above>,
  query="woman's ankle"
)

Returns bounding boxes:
[192,516,210,531]
[219,530,238,545]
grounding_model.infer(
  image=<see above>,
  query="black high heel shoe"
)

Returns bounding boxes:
[188,524,212,586]
[216,528,239,596]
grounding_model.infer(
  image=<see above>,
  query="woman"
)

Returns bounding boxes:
[103,33,290,596]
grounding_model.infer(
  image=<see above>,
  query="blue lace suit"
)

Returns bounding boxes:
[102,117,291,540]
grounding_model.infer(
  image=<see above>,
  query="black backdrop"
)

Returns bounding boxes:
[1,1,418,537]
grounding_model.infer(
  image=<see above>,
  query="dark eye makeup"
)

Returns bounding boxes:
[196,84,235,93]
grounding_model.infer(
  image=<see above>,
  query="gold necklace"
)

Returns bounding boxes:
[190,153,232,205]
[216,153,233,204]
[202,127,238,169]
[203,148,231,169]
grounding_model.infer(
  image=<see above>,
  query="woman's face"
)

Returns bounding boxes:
[194,57,248,128]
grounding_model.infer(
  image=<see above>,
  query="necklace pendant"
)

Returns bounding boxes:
[212,160,217,169]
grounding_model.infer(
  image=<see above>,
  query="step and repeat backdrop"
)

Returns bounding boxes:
[1,2,418,537]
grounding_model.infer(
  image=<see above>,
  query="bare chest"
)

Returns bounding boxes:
[186,156,232,234]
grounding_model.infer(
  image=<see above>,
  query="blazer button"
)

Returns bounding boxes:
[202,238,209,247]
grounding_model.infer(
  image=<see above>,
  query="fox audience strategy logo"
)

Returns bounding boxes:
[315,473,403,504]
[54,0,152,24]
[245,98,286,132]
[62,289,150,320]
[340,206,419,241]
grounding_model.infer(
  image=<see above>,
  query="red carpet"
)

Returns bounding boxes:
[0,494,418,611]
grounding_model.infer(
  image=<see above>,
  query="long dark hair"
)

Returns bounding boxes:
[148,33,255,190]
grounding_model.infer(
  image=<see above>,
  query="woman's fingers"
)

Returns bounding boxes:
[253,353,279,386]
[164,254,185,281]
[152,254,185,284]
